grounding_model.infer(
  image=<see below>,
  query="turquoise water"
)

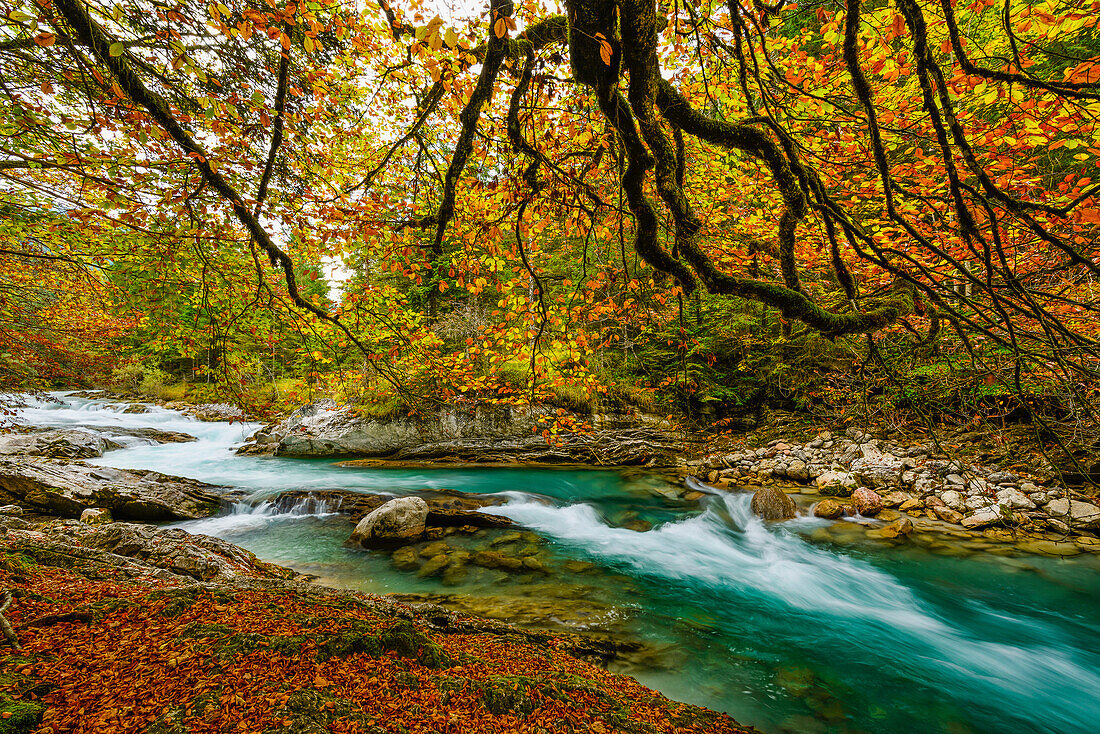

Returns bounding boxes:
[14,394,1100,733]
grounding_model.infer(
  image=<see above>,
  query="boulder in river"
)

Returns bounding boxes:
[812,499,844,519]
[190,403,246,422]
[0,428,117,459]
[91,426,197,445]
[349,497,429,548]
[750,486,797,521]
[0,458,228,520]
[426,507,513,529]
[851,487,884,516]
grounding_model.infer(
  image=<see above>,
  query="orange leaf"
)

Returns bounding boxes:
[599,40,613,67]
[493,18,507,38]
[1078,208,1100,224]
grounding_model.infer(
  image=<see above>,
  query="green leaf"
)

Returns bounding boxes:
[7,11,33,22]
[109,42,125,57]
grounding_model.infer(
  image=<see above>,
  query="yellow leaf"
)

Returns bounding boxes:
[494,18,507,38]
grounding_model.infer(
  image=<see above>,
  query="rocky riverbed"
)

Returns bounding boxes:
[684,427,1100,556]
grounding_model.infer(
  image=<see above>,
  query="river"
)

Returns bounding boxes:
[11,393,1100,734]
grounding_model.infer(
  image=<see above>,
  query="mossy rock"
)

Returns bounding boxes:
[0,654,52,733]
[316,619,451,668]
[0,699,46,733]
[0,553,38,573]
[373,620,451,668]
[149,588,235,617]
[145,689,223,733]
[478,675,537,717]
[264,688,385,734]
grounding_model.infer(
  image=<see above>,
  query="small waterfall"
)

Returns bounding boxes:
[174,496,340,538]
[268,494,342,516]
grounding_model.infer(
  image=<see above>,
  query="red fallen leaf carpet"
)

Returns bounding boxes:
[0,548,757,733]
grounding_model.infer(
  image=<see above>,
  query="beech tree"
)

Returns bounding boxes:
[1,0,1099,421]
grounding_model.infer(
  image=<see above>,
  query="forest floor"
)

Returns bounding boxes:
[0,538,755,734]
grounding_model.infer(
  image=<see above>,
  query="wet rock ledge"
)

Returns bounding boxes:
[0,458,232,521]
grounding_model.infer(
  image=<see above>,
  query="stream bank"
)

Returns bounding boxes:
[0,517,746,734]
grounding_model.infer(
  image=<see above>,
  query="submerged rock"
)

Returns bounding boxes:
[0,458,227,520]
[349,497,429,548]
[391,546,421,571]
[750,487,797,521]
[880,516,914,538]
[472,549,525,572]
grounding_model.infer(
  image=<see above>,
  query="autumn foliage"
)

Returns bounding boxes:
[0,0,1098,429]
